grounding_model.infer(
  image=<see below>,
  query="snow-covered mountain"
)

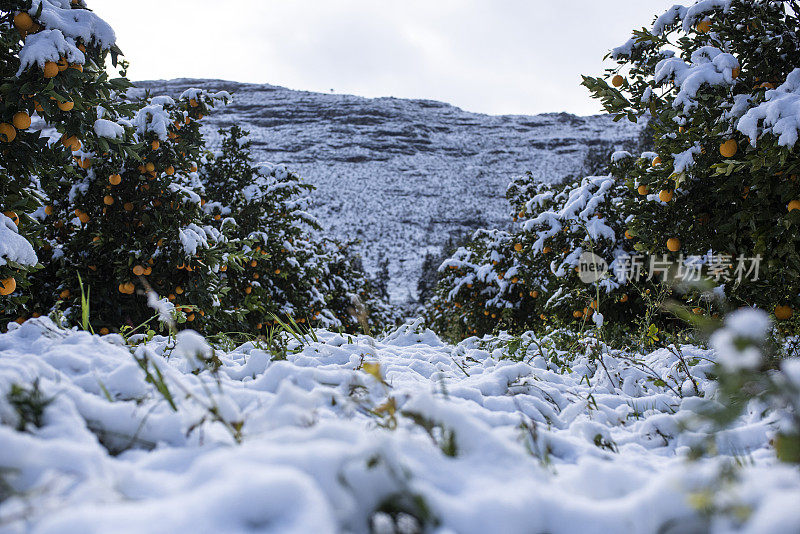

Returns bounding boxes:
[138,79,642,302]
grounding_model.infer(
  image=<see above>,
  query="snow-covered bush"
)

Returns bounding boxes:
[28,88,233,332]
[200,126,397,334]
[427,170,644,340]
[0,0,124,322]
[583,0,800,324]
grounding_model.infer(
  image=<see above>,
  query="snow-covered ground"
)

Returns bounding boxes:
[136,80,642,302]
[1,317,797,533]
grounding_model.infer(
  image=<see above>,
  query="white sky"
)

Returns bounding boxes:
[92,0,677,116]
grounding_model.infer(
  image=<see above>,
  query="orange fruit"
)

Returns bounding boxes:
[611,75,624,87]
[530,290,539,298]
[12,112,31,130]
[619,294,628,303]
[696,19,711,33]
[57,57,68,72]
[667,237,681,252]
[652,156,662,166]
[542,246,552,254]
[44,205,54,216]
[109,174,122,185]
[43,61,58,78]
[275,269,281,275]
[659,190,673,202]
[573,310,583,318]
[57,101,74,111]
[3,211,19,225]
[245,286,252,294]
[731,67,740,79]
[788,200,800,212]
[189,98,199,107]
[0,277,17,296]
[775,305,793,321]
[250,260,257,267]
[0,123,17,143]
[187,314,195,322]
[145,162,155,173]
[625,230,634,239]
[69,63,83,72]
[165,166,175,175]
[637,185,649,196]
[190,164,198,172]
[59,289,70,299]
[151,140,160,151]
[175,286,184,294]
[103,195,114,205]
[13,12,34,31]
[514,243,523,252]
[719,139,737,158]
[132,265,145,276]
[124,202,134,212]
[74,209,90,224]
[99,327,110,335]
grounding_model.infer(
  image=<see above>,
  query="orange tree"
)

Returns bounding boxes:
[1,0,127,326]
[425,169,644,341]
[200,126,397,334]
[31,88,237,333]
[582,0,800,323]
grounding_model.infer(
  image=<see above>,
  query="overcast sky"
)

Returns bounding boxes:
[92,0,677,117]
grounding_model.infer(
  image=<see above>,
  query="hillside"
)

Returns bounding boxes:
[136,80,643,302]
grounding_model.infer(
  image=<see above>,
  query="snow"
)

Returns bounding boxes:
[654,46,739,113]
[17,30,84,76]
[93,119,125,140]
[0,213,38,268]
[710,308,770,372]
[1,317,797,533]
[738,68,800,148]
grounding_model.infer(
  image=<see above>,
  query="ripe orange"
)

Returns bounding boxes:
[69,63,83,72]
[719,139,737,158]
[13,12,34,31]
[637,185,649,196]
[530,290,539,298]
[74,209,90,224]
[696,19,711,33]
[624,230,634,239]
[189,98,199,107]
[731,67,740,79]
[190,164,198,172]
[57,100,74,111]
[611,75,624,87]
[103,195,114,205]
[275,269,281,275]
[652,156,662,166]
[0,277,17,296]
[12,112,31,130]
[775,305,793,321]
[514,243,523,252]
[175,286,184,294]
[165,166,175,175]
[667,237,681,252]
[43,61,58,78]
[44,205,54,216]
[573,310,583,318]
[619,294,629,303]
[788,200,800,212]
[59,289,70,299]
[542,246,552,254]
[659,190,673,202]
[3,211,19,225]
[187,314,195,322]
[124,202,134,212]
[245,286,252,295]
[109,174,122,185]
[57,57,68,72]
[151,140,160,151]
[145,162,155,173]
[132,265,145,276]
[0,123,17,143]
[99,327,110,335]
